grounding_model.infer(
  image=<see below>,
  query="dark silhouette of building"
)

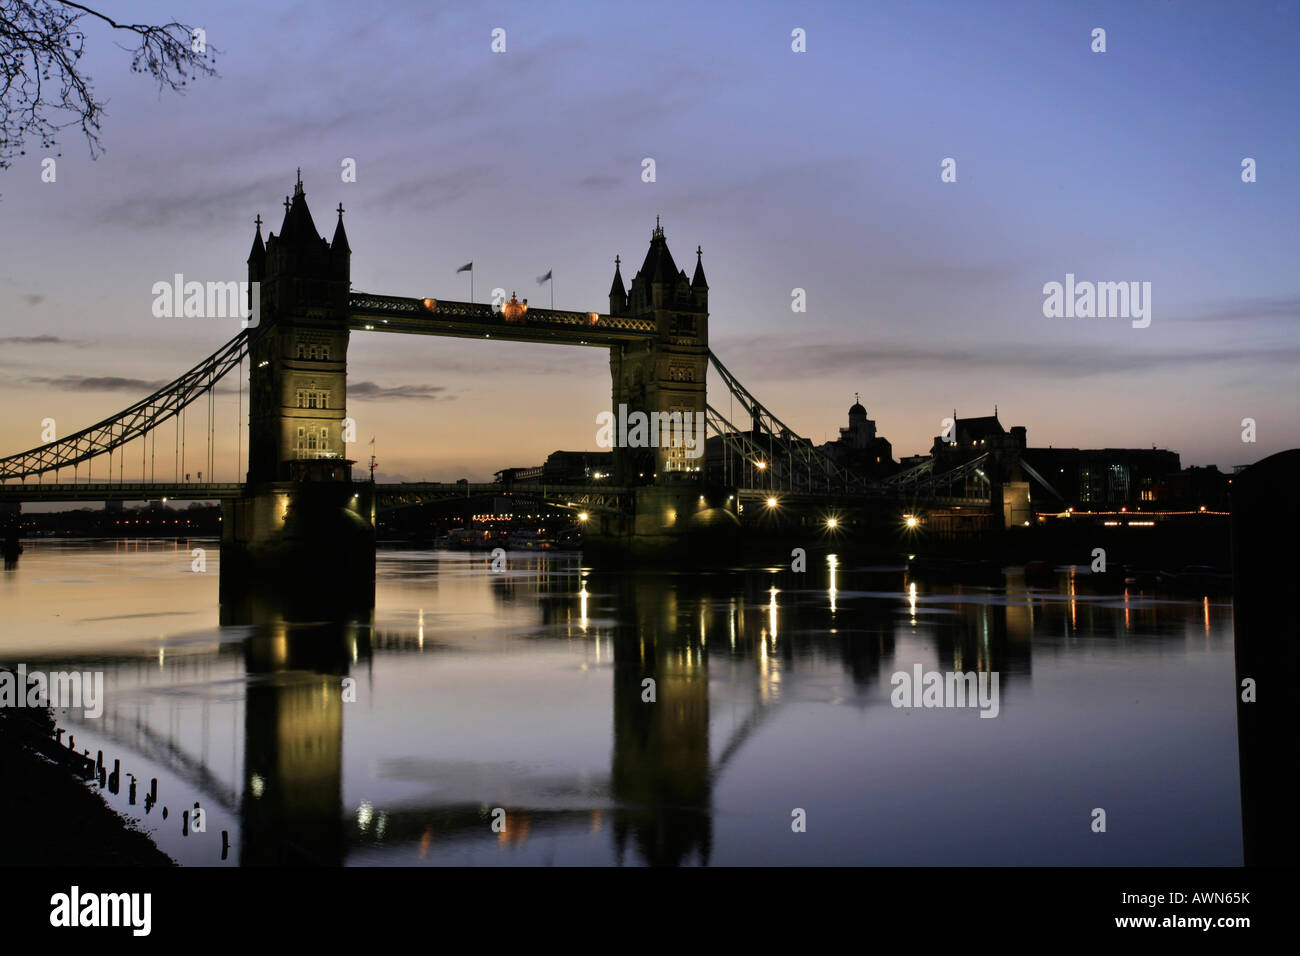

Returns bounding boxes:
[1159,464,1230,511]
[923,409,1184,514]
[541,450,614,483]
[1021,446,1181,510]
[817,394,897,478]
[929,409,1028,467]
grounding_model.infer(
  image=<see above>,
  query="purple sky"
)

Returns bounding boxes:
[1,0,1296,484]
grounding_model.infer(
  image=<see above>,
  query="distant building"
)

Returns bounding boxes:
[923,409,1184,512]
[818,395,897,479]
[1021,446,1181,511]
[494,466,543,485]
[541,450,614,484]
[1159,464,1230,512]
[929,410,1027,466]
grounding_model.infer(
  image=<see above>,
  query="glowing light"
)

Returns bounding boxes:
[578,512,589,522]
[766,497,778,508]
[827,555,838,613]
[502,292,527,321]
[905,515,919,528]
[826,517,838,529]
[755,460,767,470]
[422,297,437,310]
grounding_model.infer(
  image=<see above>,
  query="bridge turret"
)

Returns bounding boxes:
[330,203,350,280]
[247,215,266,284]
[691,245,708,310]
[609,255,627,315]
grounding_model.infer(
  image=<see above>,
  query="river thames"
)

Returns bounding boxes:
[0,538,1241,866]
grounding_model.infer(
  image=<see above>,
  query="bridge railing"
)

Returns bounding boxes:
[350,292,657,335]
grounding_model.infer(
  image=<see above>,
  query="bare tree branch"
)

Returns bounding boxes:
[0,0,218,170]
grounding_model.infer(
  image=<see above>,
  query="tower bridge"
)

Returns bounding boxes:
[0,176,1017,577]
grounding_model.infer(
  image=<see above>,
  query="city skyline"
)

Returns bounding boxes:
[1,0,1296,485]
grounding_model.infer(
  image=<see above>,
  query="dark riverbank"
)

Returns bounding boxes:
[0,706,173,867]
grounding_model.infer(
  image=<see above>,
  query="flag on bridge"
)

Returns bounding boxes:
[537,269,553,308]
[456,262,474,303]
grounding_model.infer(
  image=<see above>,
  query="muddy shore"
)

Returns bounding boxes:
[0,706,174,866]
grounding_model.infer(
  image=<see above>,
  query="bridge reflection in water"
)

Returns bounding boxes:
[35,542,1242,867]
[162,554,1029,868]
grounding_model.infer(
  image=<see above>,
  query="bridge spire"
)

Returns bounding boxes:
[247,214,266,273]
[609,255,626,314]
[278,174,320,244]
[331,201,350,255]
[691,244,708,290]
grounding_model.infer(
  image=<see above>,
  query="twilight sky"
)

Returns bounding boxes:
[0,0,1296,485]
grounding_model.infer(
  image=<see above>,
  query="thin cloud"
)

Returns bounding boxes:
[712,336,1300,380]
[93,175,284,231]
[348,381,451,401]
[0,335,65,344]
[28,375,167,392]
[1182,296,1300,323]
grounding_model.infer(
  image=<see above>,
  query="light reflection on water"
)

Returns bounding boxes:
[0,539,1241,866]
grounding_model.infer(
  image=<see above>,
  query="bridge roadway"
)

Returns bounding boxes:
[0,481,992,512]
[349,292,657,347]
[0,480,633,513]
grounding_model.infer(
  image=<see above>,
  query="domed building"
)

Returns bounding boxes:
[818,394,898,479]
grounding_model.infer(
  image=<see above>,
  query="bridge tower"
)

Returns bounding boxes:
[607,220,710,485]
[222,176,374,598]
[591,222,739,560]
[246,175,353,482]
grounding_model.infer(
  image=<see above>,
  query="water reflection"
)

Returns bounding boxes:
[1,543,1241,866]
[229,591,372,865]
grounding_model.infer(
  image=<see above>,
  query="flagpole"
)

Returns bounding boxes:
[470,266,474,305]
[550,270,554,310]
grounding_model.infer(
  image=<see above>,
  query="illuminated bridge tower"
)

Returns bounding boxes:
[592,222,738,558]
[608,220,710,485]
[221,175,374,598]
[246,176,353,482]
